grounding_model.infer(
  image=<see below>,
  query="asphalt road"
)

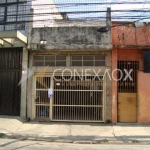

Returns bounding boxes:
[0,139,150,150]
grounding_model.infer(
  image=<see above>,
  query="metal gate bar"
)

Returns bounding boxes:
[52,76,104,122]
[118,61,139,93]
[35,77,51,118]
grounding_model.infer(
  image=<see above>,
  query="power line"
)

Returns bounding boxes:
[1,17,150,27]
[1,10,150,17]
[1,1,150,7]
[0,0,150,27]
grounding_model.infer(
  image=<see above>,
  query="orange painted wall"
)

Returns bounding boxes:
[112,22,150,123]
[117,49,144,70]
[138,71,150,123]
[112,48,117,123]
[112,23,150,47]
[111,48,143,123]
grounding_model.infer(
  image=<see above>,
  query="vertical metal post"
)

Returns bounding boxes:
[32,75,36,119]
[103,75,106,123]
[50,76,53,121]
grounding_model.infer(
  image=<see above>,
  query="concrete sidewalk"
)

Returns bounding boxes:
[1,116,150,144]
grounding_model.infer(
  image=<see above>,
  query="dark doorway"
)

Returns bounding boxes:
[0,48,22,116]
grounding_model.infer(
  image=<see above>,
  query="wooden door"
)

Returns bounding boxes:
[118,93,137,122]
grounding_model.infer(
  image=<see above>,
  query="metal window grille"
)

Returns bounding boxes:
[118,61,139,93]
[33,55,67,66]
[71,55,106,66]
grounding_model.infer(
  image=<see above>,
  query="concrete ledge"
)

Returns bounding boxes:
[0,30,27,44]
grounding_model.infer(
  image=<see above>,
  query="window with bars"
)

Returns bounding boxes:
[33,55,67,66]
[71,55,106,66]
[118,61,139,93]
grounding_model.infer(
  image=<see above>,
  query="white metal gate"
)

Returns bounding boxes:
[35,75,104,122]
[35,77,51,119]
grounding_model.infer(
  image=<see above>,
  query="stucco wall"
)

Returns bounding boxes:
[30,27,112,50]
[138,71,150,123]
[112,23,150,48]
[54,20,107,27]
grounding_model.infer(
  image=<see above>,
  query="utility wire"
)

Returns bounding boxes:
[1,10,150,17]
[1,1,150,7]
[0,1,150,27]
[2,1,150,5]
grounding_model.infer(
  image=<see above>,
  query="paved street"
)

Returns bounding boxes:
[0,139,150,150]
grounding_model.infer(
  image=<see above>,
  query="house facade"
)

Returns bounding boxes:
[27,8,112,122]
[111,22,150,123]
[0,0,31,118]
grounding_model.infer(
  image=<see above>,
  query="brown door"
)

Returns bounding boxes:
[117,61,139,122]
[118,93,137,122]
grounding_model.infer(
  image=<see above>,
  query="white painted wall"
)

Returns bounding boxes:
[32,0,63,27]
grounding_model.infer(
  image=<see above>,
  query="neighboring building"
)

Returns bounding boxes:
[32,0,63,27]
[27,9,112,123]
[0,0,31,118]
[111,22,150,123]
[0,0,65,119]
[0,0,31,35]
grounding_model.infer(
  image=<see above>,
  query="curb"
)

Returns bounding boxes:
[2,133,150,145]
